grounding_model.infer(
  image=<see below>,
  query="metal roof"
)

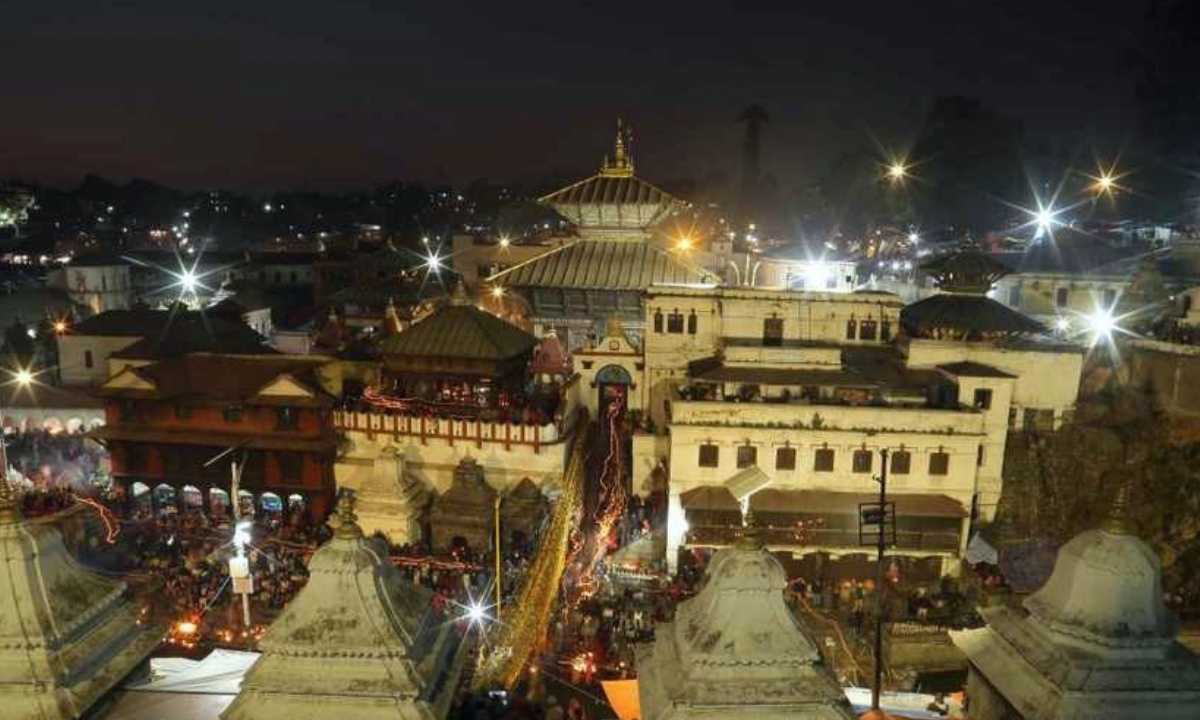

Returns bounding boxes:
[539,174,682,229]
[377,304,537,361]
[902,294,1045,335]
[488,240,715,291]
[937,361,1016,379]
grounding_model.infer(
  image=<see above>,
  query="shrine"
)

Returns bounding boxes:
[0,481,160,720]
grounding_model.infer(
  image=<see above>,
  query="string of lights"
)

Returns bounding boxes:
[75,496,120,544]
[474,421,592,691]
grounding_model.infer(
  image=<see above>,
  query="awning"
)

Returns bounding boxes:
[89,424,339,453]
[679,486,739,512]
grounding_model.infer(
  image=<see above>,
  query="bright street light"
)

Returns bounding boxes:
[14,369,33,386]
[675,236,693,251]
[491,286,504,298]
[1054,317,1071,333]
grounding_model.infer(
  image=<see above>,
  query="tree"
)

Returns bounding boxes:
[0,184,34,235]
[1125,0,1200,222]
[910,96,1025,235]
[1000,388,1200,605]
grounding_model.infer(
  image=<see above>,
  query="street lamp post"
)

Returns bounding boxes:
[858,448,895,712]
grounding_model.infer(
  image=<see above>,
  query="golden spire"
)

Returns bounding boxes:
[450,279,471,306]
[331,490,363,540]
[1104,479,1133,535]
[600,118,635,178]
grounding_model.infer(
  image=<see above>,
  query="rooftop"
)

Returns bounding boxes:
[489,240,716,291]
[98,353,333,407]
[377,284,538,362]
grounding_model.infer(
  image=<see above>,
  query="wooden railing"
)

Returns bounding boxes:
[685,525,961,553]
[333,408,581,454]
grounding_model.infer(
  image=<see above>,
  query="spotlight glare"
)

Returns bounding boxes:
[491,286,504,298]
[1086,308,1116,344]
[1054,317,1071,333]
[14,369,33,386]
[888,162,908,181]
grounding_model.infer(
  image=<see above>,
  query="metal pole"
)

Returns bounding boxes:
[494,494,502,619]
[242,591,251,629]
[872,448,889,711]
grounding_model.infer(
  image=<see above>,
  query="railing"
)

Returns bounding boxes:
[685,525,961,553]
[333,408,580,454]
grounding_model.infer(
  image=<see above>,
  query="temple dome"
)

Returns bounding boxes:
[1024,526,1175,648]
[636,541,853,719]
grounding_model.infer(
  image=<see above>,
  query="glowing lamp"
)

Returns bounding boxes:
[1086,308,1116,341]
[491,286,504,298]
[908,232,919,243]
[54,321,66,333]
[180,270,197,293]
[14,369,33,386]
[176,621,198,636]
[675,237,693,251]
[499,236,511,249]
[1054,317,1070,332]
[888,162,907,181]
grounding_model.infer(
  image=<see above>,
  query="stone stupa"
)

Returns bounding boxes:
[951,485,1200,719]
[221,491,466,720]
[0,480,160,720]
[636,532,855,720]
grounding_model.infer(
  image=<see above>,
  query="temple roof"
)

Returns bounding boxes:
[920,248,1013,293]
[488,240,716,291]
[901,294,1045,336]
[539,121,683,232]
[97,353,334,408]
[222,494,462,720]
[636,542,854,720]
[377,285,538,362]
[0,482,161,720]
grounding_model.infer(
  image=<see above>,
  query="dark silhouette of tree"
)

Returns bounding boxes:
[910,96,1025,235]
[1126,0,1200,221]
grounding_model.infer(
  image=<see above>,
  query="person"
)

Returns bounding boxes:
[926,692,949,716]
[544,696,564,720]
[567,697,586,720]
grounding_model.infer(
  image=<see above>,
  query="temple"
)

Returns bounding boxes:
[488,121,716,349]
[951,488,1200,719]
[636,534,855,720]
[221,493,467,720]
[0,481,160,720]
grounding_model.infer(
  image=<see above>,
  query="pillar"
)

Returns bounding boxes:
[665,491,686,573]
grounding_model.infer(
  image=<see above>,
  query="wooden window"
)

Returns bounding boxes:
[977,445,986,467]
[278,453,303,483]
[223,406,244,423]
[929,451,950,475]
[973,388,993,410]
[881,319,892,341]
[859,319,877,341]
[84,350,94,369]
[276,407,299,430]
[667,312,684,333]
[775,446,797,470]
[814,448,834,472]
[763,317,784,346]
[119,400,137,421]
[852,449,873,473]
[687,311,697,334]
[737,445,758,469]
[698,444,720,468]
[1055,287,1069,308]
[653,310,664,333]
[846,319,857,340]
[890,450,911,474]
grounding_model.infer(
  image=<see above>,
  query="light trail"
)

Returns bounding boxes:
[76,496,120,543]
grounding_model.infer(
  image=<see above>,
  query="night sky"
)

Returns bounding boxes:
[1,0,1147,191]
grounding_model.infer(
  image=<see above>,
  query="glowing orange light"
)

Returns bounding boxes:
[176,620,198,636]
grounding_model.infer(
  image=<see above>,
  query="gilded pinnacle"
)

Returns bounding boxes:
[332,491,363,539]
[1104,480,1133,536]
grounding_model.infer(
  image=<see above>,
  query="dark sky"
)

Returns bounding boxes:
[0,0,1148,192]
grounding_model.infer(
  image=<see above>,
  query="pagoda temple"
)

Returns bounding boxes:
[372,281,540,412]
[903,248,1044,341]
[222,493,466,720]
[636,535,855,720]
[951,489,1200,719]
[488,121,716,349]
[0,482,160,720]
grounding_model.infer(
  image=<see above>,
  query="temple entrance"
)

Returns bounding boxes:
[595,364,632,422]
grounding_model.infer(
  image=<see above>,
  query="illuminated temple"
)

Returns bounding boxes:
[489,121,716,349]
